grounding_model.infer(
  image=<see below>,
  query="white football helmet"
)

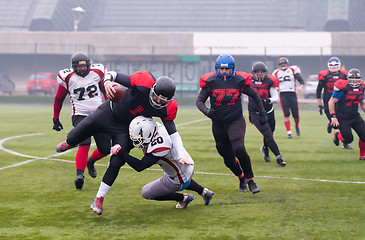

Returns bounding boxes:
[328,57,341,73]
[129,116,157,149]
[347,68,362,87]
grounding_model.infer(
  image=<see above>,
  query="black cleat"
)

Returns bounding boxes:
[276,155,286,166]
[342,143,353,150]
[327,122,332,133]
[239,178,248,192]
[295,127,300,136]
[87,158,97,178]
[247,180,260,194]
[260,146,271,162]
[75,175,85,190]
[333,130,340,146]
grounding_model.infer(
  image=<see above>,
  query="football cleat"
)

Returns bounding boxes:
[176,194,194,209]
[90,196,104,215]
[56,141,76,153]
[287,131,292,139]
[276,155,286,166]
[333,130,340,146]
[295,127,300,136]
[247,180,260,194]
[239,178,248,192]
[359,156,365,160]
[327,122,332,133]
[260,146,271,162]
[342,143,353,150]
[74,174,85,190]
[201,188,214,205]
[87,157,97,178]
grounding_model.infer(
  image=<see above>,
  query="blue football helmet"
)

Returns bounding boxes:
[328,57,341,73]
[215,54,236,80]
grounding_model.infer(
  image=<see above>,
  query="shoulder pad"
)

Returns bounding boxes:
[272,69,279,77]
[340,69,348,75]
[199,72,215,88]
[90,63,106,72]
[334,79,349,90]
[318,70,329,80]
[130,70,155,88]
[58,68,73,81]
[165,100,178,120]
[236,71,252,86]
[267,75,279,87]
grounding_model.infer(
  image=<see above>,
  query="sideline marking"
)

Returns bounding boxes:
[0,130,364,184]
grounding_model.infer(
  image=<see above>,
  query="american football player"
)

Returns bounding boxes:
[273,57,305,138]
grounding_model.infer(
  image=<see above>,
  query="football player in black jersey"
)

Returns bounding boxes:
[55,71,190,214]
[196,54,268,194]
[317,56,348,134]
[329,68,365,159]
[248,62,286,166]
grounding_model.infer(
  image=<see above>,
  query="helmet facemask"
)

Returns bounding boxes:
[347,68,362,87]
[71,52,91,77]
[149,76,175,109]
[252,62,268,81]
[278,57,289,70]
[328,57,341,73]
[215,54,236,80]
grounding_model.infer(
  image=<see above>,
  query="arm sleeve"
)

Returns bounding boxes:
[196,87,210,116]
[294,73,305,85]
[242,85,266,114]
[169,131,185,160]
[316,81,325,99]
[119,151,159,172]
[269,87,279,103]
[162,119,177,135]
[53,85,68,119]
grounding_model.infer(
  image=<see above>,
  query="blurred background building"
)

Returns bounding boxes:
[0,0,364,94]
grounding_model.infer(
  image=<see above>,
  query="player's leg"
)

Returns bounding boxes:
[228,117,260,194]
[212,122,246,192]
[250,113,271,162]
[87,133,111,178]
[323,97,333,133]
[279,93,292,138]
[290,93,301,136]
[186,179,214,205]
[337,118,354,150]
[351,117,365,159]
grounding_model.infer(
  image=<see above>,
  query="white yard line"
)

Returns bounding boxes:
[0,126,364,184]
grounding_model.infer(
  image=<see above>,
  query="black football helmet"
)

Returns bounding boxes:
[149,76,176,109]
[347,68,362,87]
[278,57,289,70]
[252,61,268,80]
[71,52,91,77]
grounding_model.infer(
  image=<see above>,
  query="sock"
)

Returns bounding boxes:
[294,118,300,128]
[246,178,253,182]
[90,148,106,162]
[359,139,365,157]
[337,132,345,142]
[186,179,204,195]
[284,120,291,131]
[96,181,111,198]
[75,145,90,171]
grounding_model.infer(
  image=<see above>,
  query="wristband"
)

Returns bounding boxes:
[331,113,336,118]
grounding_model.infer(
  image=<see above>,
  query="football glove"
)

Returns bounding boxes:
[53,118,63,131]
[110,144,122,155]
[318,105,324,115]
[262,98,271,104]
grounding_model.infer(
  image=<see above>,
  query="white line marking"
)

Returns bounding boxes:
[0,127,364,184]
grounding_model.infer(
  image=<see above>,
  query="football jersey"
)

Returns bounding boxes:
[111,70,178,124]
[248,74,279,113]
[273,66,301,92]
[199,71,251,123]
[143,123,194,184]
[333,80,365,119]
[318,69,347,98]
[57,63,106,116]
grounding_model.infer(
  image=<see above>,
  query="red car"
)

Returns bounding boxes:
[27,72,58,95]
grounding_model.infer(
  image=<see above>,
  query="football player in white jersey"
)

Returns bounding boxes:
[90,116,214,215]
[273,57,305,138]
[53,52,111,190]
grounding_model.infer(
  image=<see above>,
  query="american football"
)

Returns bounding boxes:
[110,85,125,102]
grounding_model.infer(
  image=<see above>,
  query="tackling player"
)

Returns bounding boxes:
[196,54,267,194]
[273,57,305,138]
[248,62,286,166]
[53,52,110,190]
[90,116,214,215]
[317,57,348,135]
[329,68,365,158]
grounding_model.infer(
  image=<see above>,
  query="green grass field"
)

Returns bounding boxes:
[0,102,364,240]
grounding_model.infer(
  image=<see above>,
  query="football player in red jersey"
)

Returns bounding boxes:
[55,70,189,213]
[248,62,286,166]
[196,54,267,194]
[273,57,305,138]
[317,57,348,134]
[328,68,365,159]
[53,52,110,190]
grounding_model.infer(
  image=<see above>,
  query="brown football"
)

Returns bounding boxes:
[110,85,125,102]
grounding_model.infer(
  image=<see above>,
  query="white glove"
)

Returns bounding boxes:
[178,157,194,165]
[110,144,121,155]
